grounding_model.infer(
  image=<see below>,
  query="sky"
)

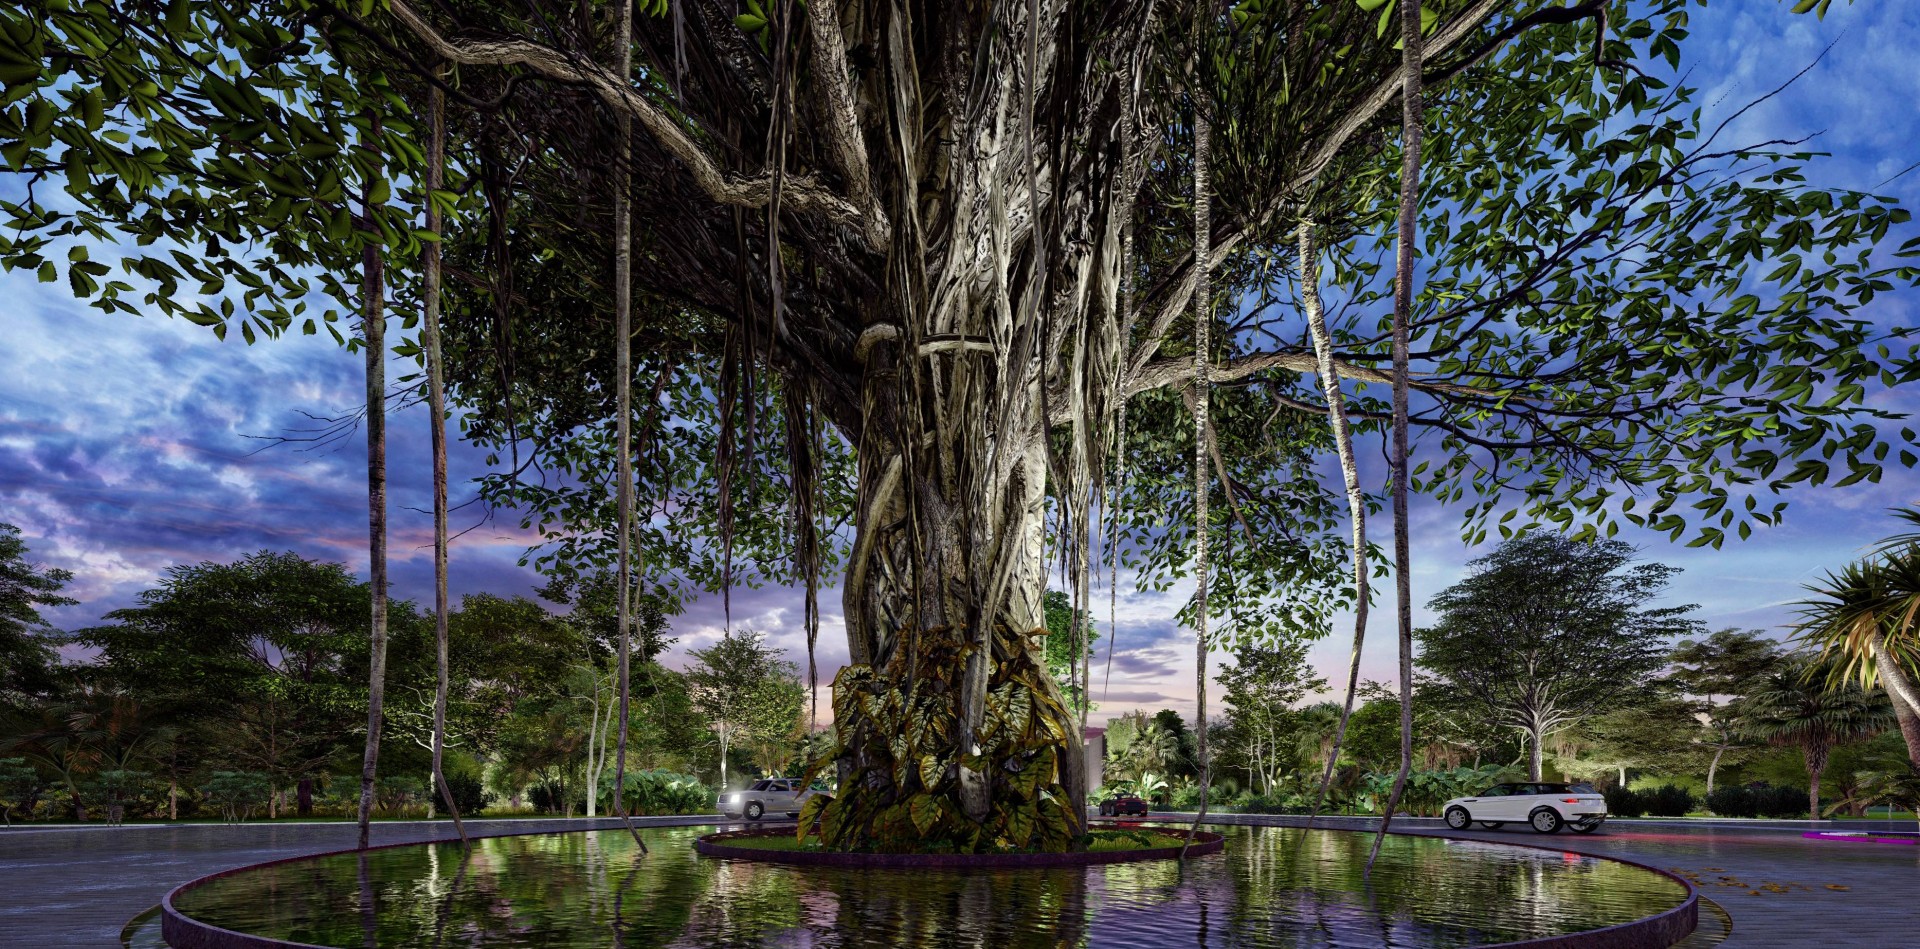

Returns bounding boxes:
[4,3,1920,728]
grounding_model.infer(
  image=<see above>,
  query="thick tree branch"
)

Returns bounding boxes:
[806,0,875,217]
[1123,349,1484,400]
[386,0,888,248]
[1123,0,1502,385]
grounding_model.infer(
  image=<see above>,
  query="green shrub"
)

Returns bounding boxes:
[607,769,713,816]
[1238,794,1309,815]
[1641,784,1695,817]
[0,758,41,827]
[1604,786,1646,818]
[1358,765,1524,817]
[1705,784,1807,818]
[528,780,579,814]
[433,772,492,816]
[1755,785,1808,818]
[202,772,272,822]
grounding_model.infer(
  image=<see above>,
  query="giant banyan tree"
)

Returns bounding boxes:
[5,0,1917,853]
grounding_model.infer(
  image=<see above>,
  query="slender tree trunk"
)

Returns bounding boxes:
[1706,744,1725,802]
[296,777,312,818]
[1300,219,1370,826]
[1367,0,1423,879]
[1807,743,1828,819]
[608,0,646,855]
[1529,723,1545,782]
[1890,690,1920,770]
[420,81,469,848]
[1182,32,1214,858]
[585,684,602,818]
[355,114,390,852]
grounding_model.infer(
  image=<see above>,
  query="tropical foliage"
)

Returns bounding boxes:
[1795,507,1920,766]
[799,625,1080,853]
[1740,657,1894,818]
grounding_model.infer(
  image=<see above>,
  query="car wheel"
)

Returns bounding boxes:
[1568,817,1604,835]
[1476,822,1506,830]
[1528,807,1563,834]
[745,801,764,821]
[1444,806,1472,830]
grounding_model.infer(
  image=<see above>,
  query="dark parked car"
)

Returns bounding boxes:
[1099,794,1149,817]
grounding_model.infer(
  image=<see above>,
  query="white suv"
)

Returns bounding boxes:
[718,777,812,821]
[1442,782,1607,834]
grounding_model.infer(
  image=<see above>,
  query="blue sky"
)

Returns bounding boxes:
[4,2,1919,725]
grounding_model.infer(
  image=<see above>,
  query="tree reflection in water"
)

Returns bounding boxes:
[172,825,1684,948]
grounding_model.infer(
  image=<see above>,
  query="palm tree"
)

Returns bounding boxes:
[1121,723,1179,783]
[1740,657,1893,818]
[1847,765,1920,830]
[1794,509,1920,767]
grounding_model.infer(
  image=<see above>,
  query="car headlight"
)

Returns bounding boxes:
[725,793,741,804]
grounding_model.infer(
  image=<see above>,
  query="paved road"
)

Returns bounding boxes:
[3,814,1913,947]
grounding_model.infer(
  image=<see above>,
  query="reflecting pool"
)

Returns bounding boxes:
[168,825,1687,947]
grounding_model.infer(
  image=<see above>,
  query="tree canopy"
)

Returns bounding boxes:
[0,523,73,714]
[1416,532,1700,779]
[4,0,1917,849]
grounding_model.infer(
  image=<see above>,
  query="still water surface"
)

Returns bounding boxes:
[170,825,1687,947]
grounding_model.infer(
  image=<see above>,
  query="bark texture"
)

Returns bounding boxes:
[422,83,467,847]
[1300,219,1370,824]
[354,116,389,853]
[1367,0,1424,878]
[1183,62,1213,857]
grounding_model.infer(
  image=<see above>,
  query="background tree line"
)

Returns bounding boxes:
[1097,519,1920,823]
[0,524,805,824]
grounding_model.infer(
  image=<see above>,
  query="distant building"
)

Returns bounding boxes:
[1084,726,1105,792]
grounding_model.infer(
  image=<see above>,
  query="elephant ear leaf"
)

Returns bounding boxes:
[795,793,831,842]
[909,794,945,836]
[819,795,854,847]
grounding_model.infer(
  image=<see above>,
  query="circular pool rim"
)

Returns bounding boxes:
[156,819,1697,949]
